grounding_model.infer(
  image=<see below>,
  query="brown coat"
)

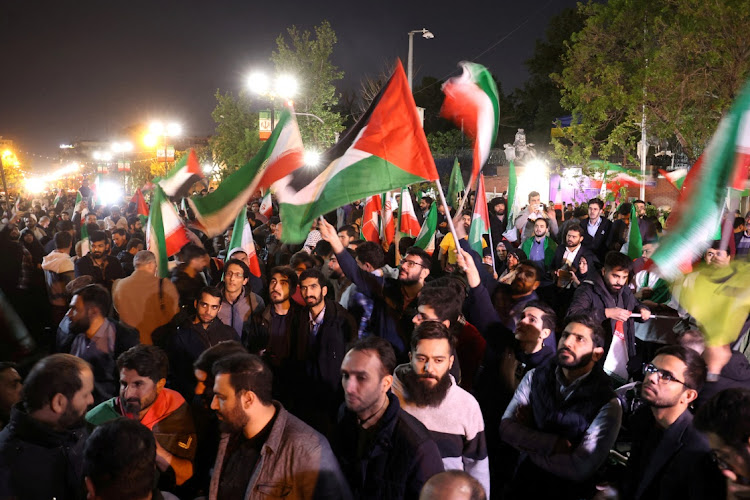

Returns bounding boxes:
[112,269,180,344]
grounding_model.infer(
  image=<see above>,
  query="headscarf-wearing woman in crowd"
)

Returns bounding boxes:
[498,247,528,285]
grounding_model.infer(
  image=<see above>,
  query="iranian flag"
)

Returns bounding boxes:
[158,149,204,199]
[74,190,85,213]
[658,168,688,191]
[469,175,490,255]
[414,202,437,255]
[627,203,643,260]
[381,192,396,247]
[361,195,382,242]
[399,187,421,237]
[274,61,439,243]
[189,109,305,237]
[80,218,90,257]
[607,171,642,191]
[652,78,750,279]
[259,192,273,219]
[147,185,191,278]
[440,62,500,188]
[227,206,261,277]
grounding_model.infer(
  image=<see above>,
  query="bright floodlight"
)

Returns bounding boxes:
[304,150,321,167]
[166,123,182,136]
[111,141,133,153]
[248,72,270,95]
[203,163,214,174]
[93,151,113,161]
[275,74,298,99]
[423,30,434,39]
[143,133,158,148]
[25,178,46,194]
[527,158,547,172]
[98,181,123,205]
[149,121,165,135]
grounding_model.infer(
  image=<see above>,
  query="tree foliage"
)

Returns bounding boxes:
[271,20,345,150]
[553,0,750,168]
[209,90,263,176]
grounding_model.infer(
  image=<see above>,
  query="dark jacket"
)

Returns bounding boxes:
[0,404,88,500]
[74,253,125,290]
[695,351,750,408]
[170,263,207,316]
[582,216,613,261]
[332,393,444,500]
[622,407,725,499]
[117,250,135,276]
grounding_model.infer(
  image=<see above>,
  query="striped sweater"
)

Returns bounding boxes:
[392,365,490,497]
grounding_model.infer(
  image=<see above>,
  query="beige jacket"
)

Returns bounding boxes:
[112,269,179,344]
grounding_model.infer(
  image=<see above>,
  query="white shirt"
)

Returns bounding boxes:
[587,217,602,238]
[562,244,582,267]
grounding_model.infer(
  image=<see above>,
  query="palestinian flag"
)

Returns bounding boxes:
[440,62,500,187]
[361,195,382,242]
[227,206,262,277]
[447,158,465,209]
[469,175,490,255]
[607,171,642,191]
[147,185,191,278]
[80,219,90,257]
[259,192,273,218]
[53,189,62,207]
[189,109,305,238]
[658,168,688,191]
[381,192,396,247]
[399,187,422,237]
[131,188,150,226]
[158,149,204,199]
[74,190,85,214]
[627,203,643,260]
[652,78,750,279]
[414,202,437,255]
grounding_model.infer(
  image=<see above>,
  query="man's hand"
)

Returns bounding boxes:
[318,217,345,254]
[457,249,481,288]
[605,307,632,322]
[155,441,171,472]
[514,404,533,426]
[639,308,651,321]
[453,212,467,240]
[546,205,556,219]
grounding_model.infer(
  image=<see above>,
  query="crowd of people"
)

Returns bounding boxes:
[1,182,750,500]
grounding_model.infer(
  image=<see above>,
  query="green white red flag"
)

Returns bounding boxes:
[440,62,500,187]
[381,192,396,247]
[259,192,273,219]
[399,188,421,237]
[80,218,90,257]
[469,175,490,255]
[414,202,437,255]
[53,189,62,207]
[147,185,191,278]
[189,109,305,237]
[446,158,465,210]
[274,61,438,243]
[627,203,643,260]
[227,206,262,277]
[158,149,204,199]
[361,195,382,242]
[652,78,750,279]
[658,168,688,191]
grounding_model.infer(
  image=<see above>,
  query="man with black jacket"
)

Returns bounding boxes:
[333,336,444,499]
[74,229,125,291]
[582,197,612,261]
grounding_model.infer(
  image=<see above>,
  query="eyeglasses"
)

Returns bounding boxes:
[642,363,691,388]
[225,271,244,279]
[401,260,424,270]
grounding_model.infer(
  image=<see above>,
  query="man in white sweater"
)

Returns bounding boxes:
[391,321,490,498]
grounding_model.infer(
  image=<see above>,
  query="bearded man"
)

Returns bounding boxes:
[391,321,490,498]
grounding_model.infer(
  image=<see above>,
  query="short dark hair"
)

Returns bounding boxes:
[398,237,416,257]
[57,220,74,232]
[422,196,434,206]
[566,224,583,237]
[112,228,127,238]
[54,230,72,249]
[127,215,139,227]
[225,258,250,279]
[314,240,333,258]
[604,251,633,273]
[269,266,298,291]
[528,191,540,201]
[410,321,456,353]
[338,225,357,238]
[126,238,143,251]
[695,389,750,450]
[356,241,385,269]
[418,286,461,325]
[405,246,432,269]
[73,284,111,317]
[653,345,707,391]
[212,353,273,405]
[89,230,106,244]
[193,341,247,374]
[523,300,557,333]
[299,268,327,288]
[461,209,473,218]
[83,418,156,500]
[735,216,746,230]
[199,286,222,302]
[563,314,606,348]
[117,345,168,384]
[516,260,542,282]
[618,202,633,216]
[180,243,207,263]
[290,251,317,271]
[23,354,90,412]
[533,217,549,228]
[634,199,645,206]
[588,198,604,210]
[346,336,397,378]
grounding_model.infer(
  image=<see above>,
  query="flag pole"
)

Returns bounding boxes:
[720,190,739,253]
[435,178,462,260]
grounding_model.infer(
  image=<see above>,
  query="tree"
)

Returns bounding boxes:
[208,90,263,176]
[271,20,344,150]
[1,150,25,191]
[553,0,750,168]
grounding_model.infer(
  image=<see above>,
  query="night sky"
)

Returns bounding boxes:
[1,0,579,170]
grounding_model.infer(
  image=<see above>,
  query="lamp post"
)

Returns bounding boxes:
[247,72,298,136]
[148,122,181,175]
[407,28,434,91]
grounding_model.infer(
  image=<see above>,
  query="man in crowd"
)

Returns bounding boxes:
[333,336,444,498]
[568,251,650,383]
[419,470,487,500]
[735,211,750,258]
[112,250,180,344]
[42,230,76,324]
[167,286,237,399]
[622,345,723,499]
[57,284,139,404]
[44,219,76,256]
[0,363,22,431]
[0,354,94,499]
[75,229,125,290]
[86,345,197,488]
[515,191,559,241]
[489,197,508,244]
[520,218,557,272]
[218,258,264,337]
[128,215,146,242]
[418,195,434,224]
[499,315,622,499]
[439,211,478,272]
[209,352,351,498]
[111,227,129,256]
[104,205,127,231]
[325,249,353,303]
[392,321,490,497]
[118,237,143,276]
[337,224,358,249]
[582,197,612,261]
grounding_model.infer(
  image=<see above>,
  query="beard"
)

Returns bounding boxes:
[70,316,91,335]
[401,366,452,408]
[557,348,594,370]
[58,403,87,429]
[305,294,323,307]
[641,383,682,409]
[90,251,104,259]
[218,402,249,433]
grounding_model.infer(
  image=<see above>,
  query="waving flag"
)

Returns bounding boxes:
[469,175,490,255]
[228,206,262,277]
[399,187,422,237]
[415,202,438,255]
[381,192,396,247]
[274,61,438,243]
[147,185,191,278]
[627,203,643,260]
[259,192,273,219]
[361,195,382,242]
[447,158,465,209]
[658,168,688,192]
[158,149,204,199]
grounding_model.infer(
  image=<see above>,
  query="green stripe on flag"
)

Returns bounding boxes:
[628,204,643,260]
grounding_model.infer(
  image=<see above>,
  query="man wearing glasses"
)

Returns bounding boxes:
[621,345,725,499]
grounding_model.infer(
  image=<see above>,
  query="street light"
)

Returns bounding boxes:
[247,71,298,134]
[149,121,182,175]
[407,28,434,91]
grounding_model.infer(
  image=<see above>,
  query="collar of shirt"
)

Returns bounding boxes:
[309,306,326,336]
[555,365,594,400]
[587,216,602,236]
[562,244,582,265]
